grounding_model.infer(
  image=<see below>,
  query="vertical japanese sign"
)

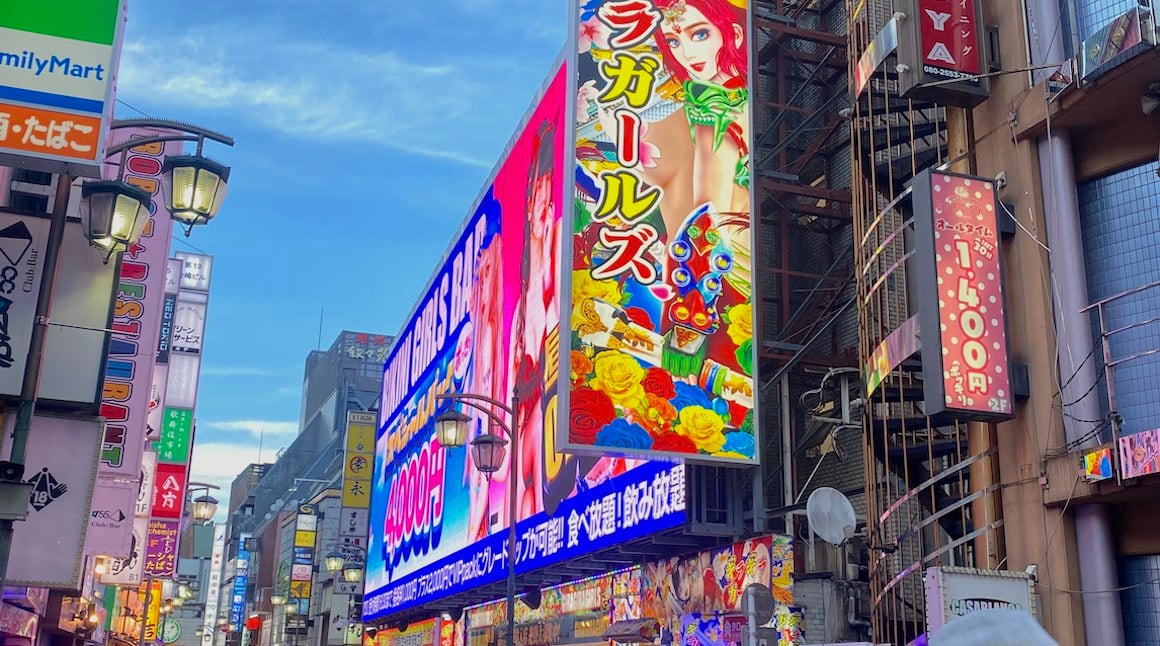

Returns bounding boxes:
[912,170,1013,420]
[339,411,374,595]
[230,533,252,632]
[0,0,124,174]
[145,259,182,445]
[202,525,226,646]
[143,579,163,642]
[563,0,758,464]
[290,506,317,619]
[896,0,988,106]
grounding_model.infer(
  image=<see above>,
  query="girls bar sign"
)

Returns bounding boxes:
[912,170,1013,421]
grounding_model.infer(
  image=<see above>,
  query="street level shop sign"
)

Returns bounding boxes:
[0,0,125,175]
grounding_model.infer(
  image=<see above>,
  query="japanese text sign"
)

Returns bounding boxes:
[366,59,685,621]
[896,0,988,106]
[564,0,759,464]
[913,170,1013,421]
[157,407,193,464]
[150,463,187,520]
[0,0,124,173]
[342,411,375,508]
[230,534,251,630]
[143,519,180,577]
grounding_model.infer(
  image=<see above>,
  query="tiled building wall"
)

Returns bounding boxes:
[1077,163,1160,437]
[1119,554,1160,645]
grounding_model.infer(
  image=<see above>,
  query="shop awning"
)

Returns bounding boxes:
[601,619,661,643]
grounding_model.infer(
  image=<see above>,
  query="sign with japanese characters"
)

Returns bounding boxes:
[342,411,375,508]
[563,0,758,464]
[149,463,187,520]
[7,413,102,588]
[895,0,988,106]
[230,533,252,632]
[366,60,685,621]
[174,252,213,292]
[0,1,124,173]
[912,170,1012,421]
[142,519,180,578]
[157,407,193,464]
[202,525,226,646]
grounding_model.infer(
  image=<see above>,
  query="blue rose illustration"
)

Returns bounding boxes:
[722,432,755,458]
[671,382,712,411]
[596,419,653,451]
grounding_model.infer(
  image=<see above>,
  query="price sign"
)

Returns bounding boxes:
[914,170,1013,421]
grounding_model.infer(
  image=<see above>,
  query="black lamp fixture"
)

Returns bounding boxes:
[162,155,230,235]
[434,410,471,449]
[191,495,219,523]
[324,551,345,574]
[79,180,152,261]
[342,566,363,583]
[470,432,507,475]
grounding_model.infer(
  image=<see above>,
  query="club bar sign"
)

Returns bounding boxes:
[913,170,1012,421]
[896,0,988,106]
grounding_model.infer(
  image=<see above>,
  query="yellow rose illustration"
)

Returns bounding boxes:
[589,350,646,410]
[726,304,753,346]
[674,406,727,453]
[573,270,622,305]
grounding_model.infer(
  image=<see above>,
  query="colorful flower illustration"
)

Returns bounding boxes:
[721,431,755,458]
[725,303,753,346]
[674,405,727,453]
[635,392,678,436]
[570,350,594,385]
[590,350,647,410]
[642,367,677,399]
[569,386,617,445]
[596,419,653,451]
[572,270,622,306]
[650,432,698,454]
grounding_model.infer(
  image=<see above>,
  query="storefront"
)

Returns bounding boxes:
[640,535,803,646]
[464,568,640,646]
[372,617,442,646]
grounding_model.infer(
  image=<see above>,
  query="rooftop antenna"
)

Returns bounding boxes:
[317,306,324,350]
[257,427,264,464]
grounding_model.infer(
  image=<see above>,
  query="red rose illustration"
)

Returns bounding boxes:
[572,237,589,270]
[649,432,698,454]
[569,387,616,445]
[624,306,654,329]
[641,367,676,399]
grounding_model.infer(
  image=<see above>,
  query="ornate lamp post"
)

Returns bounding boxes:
[0,118,235,590]
[433,392,518,646]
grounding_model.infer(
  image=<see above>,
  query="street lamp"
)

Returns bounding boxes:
[434,410,471,449]
[342,566,363,583]
[171,596,185,608]
[162,155,230,234]
[0,118,235,592]
[79,180,152,258]
[325,552,345,574]
[191,495,219,522]
[434,392,518,646]
[270,594,286,607]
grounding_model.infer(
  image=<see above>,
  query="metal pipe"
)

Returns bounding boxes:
[1025,0,1125,638]
[0,173,72,590]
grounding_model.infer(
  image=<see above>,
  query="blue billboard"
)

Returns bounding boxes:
[364,62,686,620]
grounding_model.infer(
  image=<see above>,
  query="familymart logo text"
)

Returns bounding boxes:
[0,50,106,81]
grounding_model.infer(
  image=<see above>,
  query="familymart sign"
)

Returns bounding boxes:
[0,0,124,173]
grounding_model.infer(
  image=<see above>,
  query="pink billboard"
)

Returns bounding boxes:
[98,131,178,476]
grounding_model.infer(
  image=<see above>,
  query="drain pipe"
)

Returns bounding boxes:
[1026,1,1125,643]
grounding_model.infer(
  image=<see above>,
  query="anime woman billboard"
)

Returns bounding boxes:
[568,0,757,463]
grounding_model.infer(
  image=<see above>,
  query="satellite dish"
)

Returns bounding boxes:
[741,583,776,626]
[806,487,858,546]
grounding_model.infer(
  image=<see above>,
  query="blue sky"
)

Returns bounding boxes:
[115,0,568,506]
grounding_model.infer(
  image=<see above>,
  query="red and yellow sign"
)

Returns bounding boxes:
[565,0,758,464]
[914,170,1013,420]
[0,102,103,163]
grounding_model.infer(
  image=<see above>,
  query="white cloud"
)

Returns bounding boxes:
[116,28,509,167]
[204,419,299,439]
[200,365,288,377]
[189,441,285,522]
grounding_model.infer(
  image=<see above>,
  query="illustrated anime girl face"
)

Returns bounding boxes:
[656,0,746,84]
